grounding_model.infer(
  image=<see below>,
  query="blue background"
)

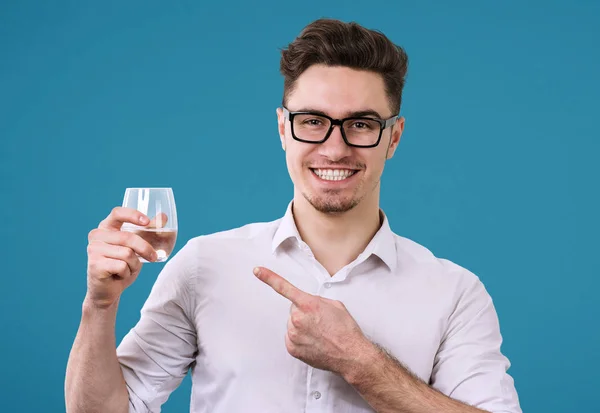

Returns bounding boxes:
[1,1,598,412]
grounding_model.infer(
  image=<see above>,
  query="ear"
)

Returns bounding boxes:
[385,116,405,160]
[276,107,286,151]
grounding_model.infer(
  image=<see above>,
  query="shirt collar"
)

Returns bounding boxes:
[271,201,397,272]
[362,210,397,271]
[271,201,302,253]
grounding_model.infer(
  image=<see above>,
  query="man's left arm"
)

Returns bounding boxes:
[341,275,521,413]
[341,341,491,413]
[253,266,521,413]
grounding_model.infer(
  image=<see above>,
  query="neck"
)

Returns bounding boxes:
[292,191,382,276]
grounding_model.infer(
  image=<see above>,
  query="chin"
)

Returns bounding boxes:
[303,192,361,214]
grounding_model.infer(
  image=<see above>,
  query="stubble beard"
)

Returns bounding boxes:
[303,175,381,214]
[303,189,361,214]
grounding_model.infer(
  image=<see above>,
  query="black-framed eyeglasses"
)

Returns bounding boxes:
[282,107,398,148]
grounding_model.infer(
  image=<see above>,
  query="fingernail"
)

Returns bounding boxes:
[253,267,260,276]
[140,216,149,224]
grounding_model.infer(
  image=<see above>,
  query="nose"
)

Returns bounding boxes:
[318,125,353,161]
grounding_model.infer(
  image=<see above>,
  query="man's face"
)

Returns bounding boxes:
[277,64,404,214]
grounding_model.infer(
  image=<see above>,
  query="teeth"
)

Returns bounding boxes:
[313,169,356,181]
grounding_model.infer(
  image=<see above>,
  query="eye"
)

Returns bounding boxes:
[303,118,324,126]
[349,120,374,130]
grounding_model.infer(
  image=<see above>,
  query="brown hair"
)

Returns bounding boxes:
[280,18,409,115]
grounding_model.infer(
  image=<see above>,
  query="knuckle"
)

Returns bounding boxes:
[125,247,137,260]
[130,258,142,273]
[301,298,317,312]
[285,336,299,356]
[88,228,99,242]
[87,255,103,276]
[117,231,132,245]
[88,252,99,263]
[115,260,128,274]
[111,206,121,217]
[288,328,300,342]
[290,313,302,328]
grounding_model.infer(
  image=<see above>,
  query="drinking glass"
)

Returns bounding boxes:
[121,188,178,263]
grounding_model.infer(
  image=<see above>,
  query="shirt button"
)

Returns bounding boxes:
[312,391,321,399]
[324,282,332,289]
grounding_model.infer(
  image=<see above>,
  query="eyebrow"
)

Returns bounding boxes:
[292,107,385,119]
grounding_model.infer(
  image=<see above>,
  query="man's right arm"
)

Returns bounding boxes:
[65,299,129,413]
[65,207,159,413]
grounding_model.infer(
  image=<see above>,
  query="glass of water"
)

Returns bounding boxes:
[121,188,178,263]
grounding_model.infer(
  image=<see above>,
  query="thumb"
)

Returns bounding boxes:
[147,212,169,229]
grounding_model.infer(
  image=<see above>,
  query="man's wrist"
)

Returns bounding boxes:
[82,295,120,323]
[341,337,384,386]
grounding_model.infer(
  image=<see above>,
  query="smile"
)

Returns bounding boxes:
[310,168,358,181]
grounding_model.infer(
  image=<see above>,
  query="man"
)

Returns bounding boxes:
[66,18,522,413]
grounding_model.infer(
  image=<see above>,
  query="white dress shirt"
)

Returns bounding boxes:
[117,202,522,413]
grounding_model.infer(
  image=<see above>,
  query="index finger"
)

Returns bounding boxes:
[99,207,150,231]
[253,267,311,305]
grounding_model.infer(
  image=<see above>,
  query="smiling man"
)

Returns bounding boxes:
[66,18,522,413]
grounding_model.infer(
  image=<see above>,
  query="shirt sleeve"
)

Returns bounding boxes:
[116,242,198,413]
[430,267,522,413]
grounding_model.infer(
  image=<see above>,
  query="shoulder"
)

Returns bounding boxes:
[164,218,281,275]
[389,233,493,319]
[187,218,280,251]
[391,232,484,291]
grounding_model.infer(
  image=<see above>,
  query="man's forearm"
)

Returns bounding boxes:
[65,298,129,413]
[343,342,489,413]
